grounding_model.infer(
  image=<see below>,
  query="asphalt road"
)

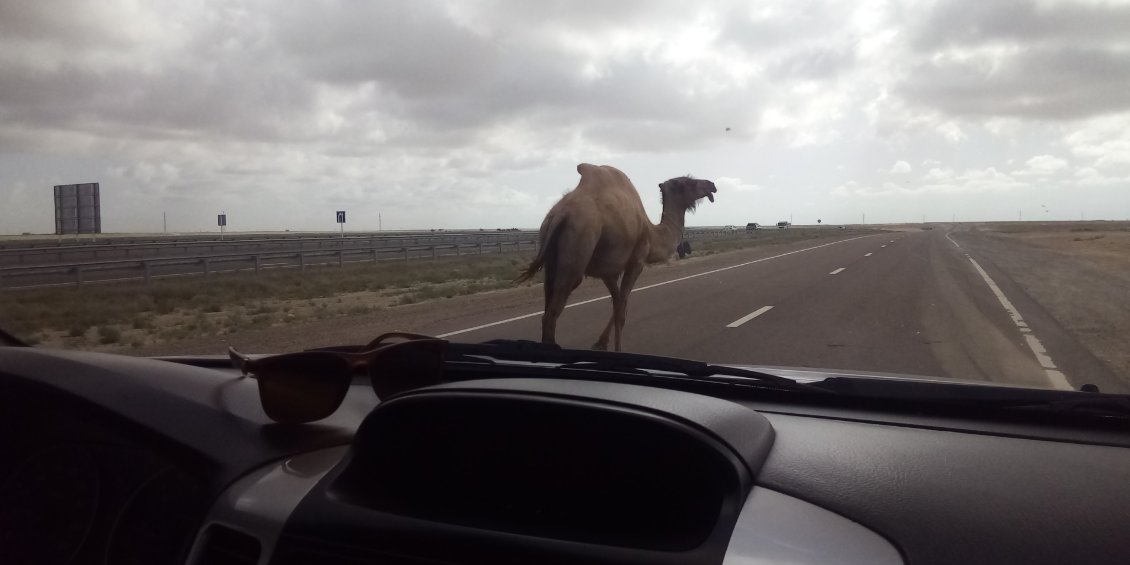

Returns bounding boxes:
[421,230,1125,393]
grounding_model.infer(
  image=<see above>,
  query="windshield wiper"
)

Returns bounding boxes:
[0,327,29,347]
[817,375,1130,420]
[445,339,831,395]
[988,396,1130,419]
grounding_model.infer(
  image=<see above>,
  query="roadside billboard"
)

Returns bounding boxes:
[54,183,102,235]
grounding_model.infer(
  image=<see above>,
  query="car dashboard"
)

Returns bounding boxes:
[2,346,1129,565]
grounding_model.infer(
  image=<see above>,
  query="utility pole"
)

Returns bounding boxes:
[163,211,167,234]
[1018,209,1022,222]
[862,213,866,225]
[379,213,382,232]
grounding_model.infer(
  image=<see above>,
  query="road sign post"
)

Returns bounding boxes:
[218,213,227,241]
[336,210,346,238]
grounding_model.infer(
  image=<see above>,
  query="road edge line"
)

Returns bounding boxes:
[966,256,1071,390]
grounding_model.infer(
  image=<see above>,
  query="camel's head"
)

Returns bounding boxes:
[659,176,717,211]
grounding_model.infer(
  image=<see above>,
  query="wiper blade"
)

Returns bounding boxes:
[446,339,830,394]
[998,396,1130,419]
[819,375,1130,419]
[0,327,29,347]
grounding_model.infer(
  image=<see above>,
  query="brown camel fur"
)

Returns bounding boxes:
[517,163,717,351]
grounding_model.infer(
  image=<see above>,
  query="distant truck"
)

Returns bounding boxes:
[746,223,760,231]
[777,221,790,229]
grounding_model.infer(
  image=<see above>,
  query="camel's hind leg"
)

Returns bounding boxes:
[542,278,581,345]
[592,275,622,351]
[611,261,644,352]
[541,226,594,345]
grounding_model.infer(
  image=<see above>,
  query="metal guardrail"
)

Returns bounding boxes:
[0,228,732,265]
[0,228,740,290]
[0,231,539,266]
[0,229,535,250]
[0,239,539,290]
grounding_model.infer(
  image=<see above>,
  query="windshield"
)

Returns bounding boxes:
[1,0,1128,394]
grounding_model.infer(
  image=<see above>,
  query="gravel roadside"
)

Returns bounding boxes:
[960,230,1130,385]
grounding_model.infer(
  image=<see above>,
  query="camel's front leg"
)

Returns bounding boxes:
[612,261,644,352]
[592,275,621,351]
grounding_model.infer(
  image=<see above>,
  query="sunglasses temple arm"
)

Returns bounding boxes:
[228,348,256,376]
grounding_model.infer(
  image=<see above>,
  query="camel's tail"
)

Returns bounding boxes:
[515,212,564,284]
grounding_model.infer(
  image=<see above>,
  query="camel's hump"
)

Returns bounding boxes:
[576,163,627,178]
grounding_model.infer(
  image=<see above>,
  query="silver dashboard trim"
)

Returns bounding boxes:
[724,486,903,565]
[185,446,348,565]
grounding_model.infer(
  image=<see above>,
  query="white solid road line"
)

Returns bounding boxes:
[864,253,873,257]
[829,267,846,275]
[436,234,878,338]
[966,257,1072,390]
[727,306,774,328]
[945,232,962,249]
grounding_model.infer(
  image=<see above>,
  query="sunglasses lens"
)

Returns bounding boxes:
[255,354,352,423]
[370,340,445,399]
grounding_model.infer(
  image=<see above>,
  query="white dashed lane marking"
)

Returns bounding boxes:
[726,306,774,328]
[864,253,873,257]
[829,267,846,275]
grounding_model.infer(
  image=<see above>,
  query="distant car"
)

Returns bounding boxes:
[777,221,790,229]
[723,225,737,231]
[746,223,760,231]
[922,226,934,230]
[676,239,692,258]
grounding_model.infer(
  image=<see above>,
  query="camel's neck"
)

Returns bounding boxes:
[646,207,686,263]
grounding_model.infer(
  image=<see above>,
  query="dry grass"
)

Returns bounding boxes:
[977,220,1130,235]
[691,228,870,255]
[983,224,1130,267]
[1,253,533,350]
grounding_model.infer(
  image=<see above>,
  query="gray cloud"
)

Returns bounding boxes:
[898,47,1130,120]
[896,0,1130,120]
[2,0,1129,233]
[765,45,857,80]
[911,0,1130,51]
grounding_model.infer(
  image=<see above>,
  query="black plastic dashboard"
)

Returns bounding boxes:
[2,346,1129,565]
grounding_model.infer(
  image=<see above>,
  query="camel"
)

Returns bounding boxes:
[517,163,717,351]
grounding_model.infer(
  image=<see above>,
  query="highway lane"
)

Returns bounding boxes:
[424,230,1126,392]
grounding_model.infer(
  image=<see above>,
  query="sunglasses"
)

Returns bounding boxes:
[229,332,447,423]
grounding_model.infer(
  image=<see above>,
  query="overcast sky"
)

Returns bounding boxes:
[2,0,1129,234]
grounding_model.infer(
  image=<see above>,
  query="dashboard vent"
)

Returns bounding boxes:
[276,536,457,565]
[193,524,261,565]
